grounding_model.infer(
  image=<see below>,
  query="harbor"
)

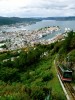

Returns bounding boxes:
[0,19,75,51]
[0,26,60,51]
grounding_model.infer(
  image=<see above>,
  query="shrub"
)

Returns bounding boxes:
[0,67,19,82]
[31,87,45,100]
[52,93,66,100]
[42,73,53,82]
[68,50,75,62]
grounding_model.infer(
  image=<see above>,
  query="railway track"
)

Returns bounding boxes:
[54,59,75,100]
[63,82,75,100]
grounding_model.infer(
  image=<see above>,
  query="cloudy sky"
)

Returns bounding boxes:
[0,0,75,17]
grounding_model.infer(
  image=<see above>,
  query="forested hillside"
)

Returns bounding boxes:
[0,17,41,25]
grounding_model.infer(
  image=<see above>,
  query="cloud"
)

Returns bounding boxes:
[0,0,75,17]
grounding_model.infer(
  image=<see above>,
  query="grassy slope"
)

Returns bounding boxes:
[48,58,65,95]
[22,55,66,99]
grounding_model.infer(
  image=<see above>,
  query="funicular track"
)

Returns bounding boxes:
[63,82,75,100]
[54,58,75,100]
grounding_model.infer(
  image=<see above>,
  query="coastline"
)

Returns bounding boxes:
[0,26,60,51]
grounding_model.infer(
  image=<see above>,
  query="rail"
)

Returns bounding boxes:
[63,82,75,100]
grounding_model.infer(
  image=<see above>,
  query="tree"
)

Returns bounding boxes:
[0,67,19,82]
[63,31,74,51]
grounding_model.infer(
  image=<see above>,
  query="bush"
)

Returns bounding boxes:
[42,73,53,82]
[31,87,45,100]
[52,93,66,100]
[31,86,52,100]
[68,50,75,62]
[0,67,19,82]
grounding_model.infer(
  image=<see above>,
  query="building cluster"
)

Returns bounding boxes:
[0,26,60,51]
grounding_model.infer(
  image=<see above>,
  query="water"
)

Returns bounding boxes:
[1,20,75,40]
[25,20,75,31]
[25,20,75,39]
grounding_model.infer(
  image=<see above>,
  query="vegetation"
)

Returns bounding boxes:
[1,30,75,99]
[0,17,42,25]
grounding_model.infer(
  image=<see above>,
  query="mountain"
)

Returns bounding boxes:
[0,17,42,25]
[0,16,75,25]
[39,16,75,21]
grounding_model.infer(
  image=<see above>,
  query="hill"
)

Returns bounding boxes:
[40,16,75,21]
[0,17,42,25]
[0,16,75,25]
[0,31,75,99]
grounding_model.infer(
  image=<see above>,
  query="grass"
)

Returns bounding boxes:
[21,56,66,99]
[47,58,64,93]
[38,56,66,97]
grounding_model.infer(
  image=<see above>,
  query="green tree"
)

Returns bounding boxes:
[63,31,74,51]
[0,67,19,82]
